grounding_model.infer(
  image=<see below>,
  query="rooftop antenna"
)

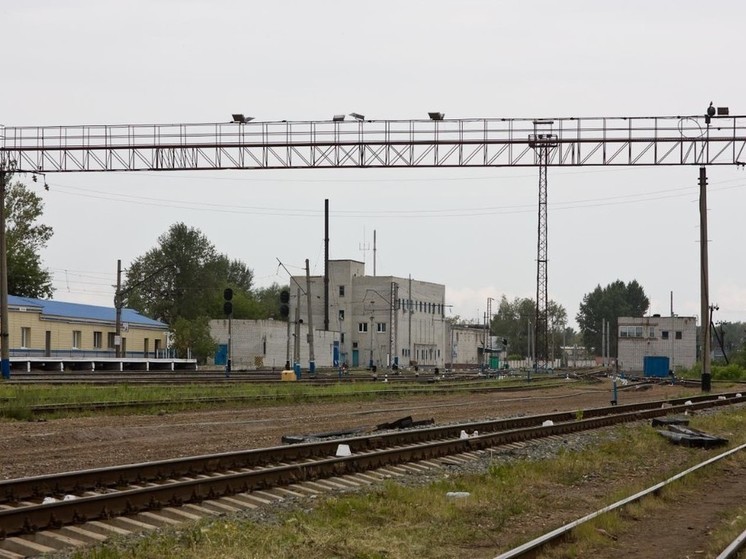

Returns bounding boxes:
[359,228,370,270]
[373,230,377,276]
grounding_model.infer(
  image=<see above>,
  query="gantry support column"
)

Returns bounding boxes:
[529,122,558,370]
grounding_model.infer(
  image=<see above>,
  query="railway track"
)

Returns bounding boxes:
[0,391,743,557]
[494,441,746,559]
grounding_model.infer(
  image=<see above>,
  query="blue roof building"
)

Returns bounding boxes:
[6,295,169,360]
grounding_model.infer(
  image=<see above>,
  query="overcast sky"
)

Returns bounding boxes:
[2,0,745,328]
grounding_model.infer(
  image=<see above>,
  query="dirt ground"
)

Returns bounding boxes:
[587,460,746,559]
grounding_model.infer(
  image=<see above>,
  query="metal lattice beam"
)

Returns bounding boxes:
[1,115,745,173]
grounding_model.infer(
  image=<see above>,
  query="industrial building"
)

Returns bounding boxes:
[617,315,697,374]
[290,260,447,369]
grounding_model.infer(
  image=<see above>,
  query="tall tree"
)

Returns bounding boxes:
[124,223,253,324]
[576,280,650,357]
[490,295,567,358]
[3,176,54,298]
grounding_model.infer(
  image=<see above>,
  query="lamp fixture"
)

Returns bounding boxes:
[231,114,254,123]
[428,112,445,121]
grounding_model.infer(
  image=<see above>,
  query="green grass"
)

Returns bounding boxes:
[67,409,746,559]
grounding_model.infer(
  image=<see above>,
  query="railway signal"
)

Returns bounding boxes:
[279,290,290,318]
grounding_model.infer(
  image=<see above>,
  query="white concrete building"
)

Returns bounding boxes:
[447,324,484,369]
[210,318,340,370]
[617,315,697,373]
[291,260,447,369]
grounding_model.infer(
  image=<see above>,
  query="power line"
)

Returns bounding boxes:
[45,179,746,219]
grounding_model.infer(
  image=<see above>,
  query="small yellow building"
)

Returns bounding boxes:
[8,295,169,358]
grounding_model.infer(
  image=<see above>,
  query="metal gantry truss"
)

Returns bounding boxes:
[1,114,744,173]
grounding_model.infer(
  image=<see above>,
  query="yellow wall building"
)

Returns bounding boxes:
[8,295,169,358]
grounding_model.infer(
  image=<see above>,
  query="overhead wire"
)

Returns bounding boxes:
[44,177,746,219]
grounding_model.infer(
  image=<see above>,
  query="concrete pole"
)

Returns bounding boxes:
[0,170,9,379]
[305,259,315,374]
[324,199,329,331]
[699,166,712,391]
[115,259,122,358]
[293,288,301,373]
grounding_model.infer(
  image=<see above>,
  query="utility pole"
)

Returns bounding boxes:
[115,259,122,358]
[699,166,712,391]
[305,259,315,374]
[293,287,301,376]
[324,199,329,331]
[389,281,398,369]
[0,167,9,379]
[408,275,412,368]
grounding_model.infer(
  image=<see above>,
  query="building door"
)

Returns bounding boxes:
[144,338,149,358]
[352,349,359,367]
[121,338,127,357]
[215,344,228,366]
[45,331,51,357]
[154,338,162,357]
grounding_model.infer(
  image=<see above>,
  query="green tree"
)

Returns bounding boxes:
[490,296,567,358]
[253,283,290,320]
[124,223,253,324]
[3,175,54,298]
[576,280,650,357]
[170,316,217,363]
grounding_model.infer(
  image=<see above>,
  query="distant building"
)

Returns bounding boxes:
[446,323,489,369]
[6,295,169,358]
[617,315,697,373]
[291,260,447,369]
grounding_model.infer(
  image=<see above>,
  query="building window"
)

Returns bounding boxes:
[107,332,116,349]
[93,331,103,349]
[358,322,368,333]
[377,322,386,333]
[72,330,82,349]
[352,342,358,349]
[675,331,682,340]
[661,330,669,340]
[339,285,345,297]
[21,327,31,348]
[338,309,345,321]
[619,326,644,338]
[340,333,345,343]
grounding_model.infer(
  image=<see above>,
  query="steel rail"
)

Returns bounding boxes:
[494,442,746,559]
[0,393,742,538]
[717,527,746,559]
